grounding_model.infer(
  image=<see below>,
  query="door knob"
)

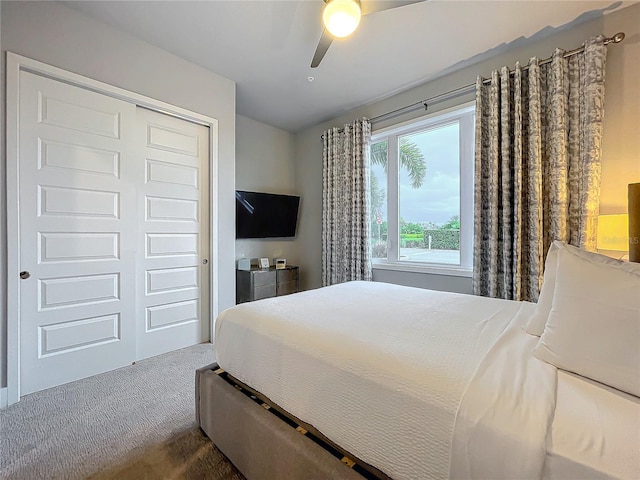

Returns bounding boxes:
[202,259,209,265]
[20,271,30,279]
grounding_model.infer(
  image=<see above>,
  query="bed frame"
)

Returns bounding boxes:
[196,364,390,480]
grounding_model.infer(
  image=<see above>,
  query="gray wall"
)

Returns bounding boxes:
[293,4,640,292]
[0,1,237,389]
[235,115,300,269]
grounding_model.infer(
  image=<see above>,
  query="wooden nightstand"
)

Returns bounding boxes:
[236,266,299,304]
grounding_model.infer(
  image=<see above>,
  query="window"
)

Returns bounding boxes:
[369,103,475,275]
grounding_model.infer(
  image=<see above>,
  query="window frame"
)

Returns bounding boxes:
[371,102,475,277]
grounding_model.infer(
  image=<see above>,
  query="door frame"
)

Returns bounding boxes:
[5,52,220,405]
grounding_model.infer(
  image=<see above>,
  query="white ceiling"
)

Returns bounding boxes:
[65,0,628,132]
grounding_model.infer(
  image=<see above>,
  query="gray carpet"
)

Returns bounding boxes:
[0,343,244,480]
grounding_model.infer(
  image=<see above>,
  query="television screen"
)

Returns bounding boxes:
[235,190,300,239]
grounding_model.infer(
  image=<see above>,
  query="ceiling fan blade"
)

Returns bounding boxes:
[310,29,334,68]
[361,0,424,16]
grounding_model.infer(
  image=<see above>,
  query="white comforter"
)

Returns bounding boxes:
[215,281,522,479]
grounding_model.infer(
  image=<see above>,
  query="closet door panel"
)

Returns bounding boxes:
[18,71,138,395]
[136,108,210,359]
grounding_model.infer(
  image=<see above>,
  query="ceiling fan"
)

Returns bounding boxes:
[311,0,425,68]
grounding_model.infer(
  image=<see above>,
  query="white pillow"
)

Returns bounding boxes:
[533,246,640,397]
[525,241,634,336]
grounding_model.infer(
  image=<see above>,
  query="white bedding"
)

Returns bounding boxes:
[543,371,640,480]
[215,281,520,479]
[215,280,640,480]
[450,302,557,479]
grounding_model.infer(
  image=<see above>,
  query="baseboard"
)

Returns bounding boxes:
[0,387,7,409]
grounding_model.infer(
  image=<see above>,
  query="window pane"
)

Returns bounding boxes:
[398,122,460,265]
[370,139,388,259]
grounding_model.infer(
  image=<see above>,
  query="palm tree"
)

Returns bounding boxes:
[369,138,426,252]
[370,137,426,188]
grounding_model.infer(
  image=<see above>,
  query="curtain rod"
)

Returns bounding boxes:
[322,32,625,133]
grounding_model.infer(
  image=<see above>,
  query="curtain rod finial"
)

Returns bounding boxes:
[612,32,625,43]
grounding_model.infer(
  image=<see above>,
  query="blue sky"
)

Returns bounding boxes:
[371,122,460,225]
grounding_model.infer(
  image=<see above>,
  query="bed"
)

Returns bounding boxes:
[197,242,640,479]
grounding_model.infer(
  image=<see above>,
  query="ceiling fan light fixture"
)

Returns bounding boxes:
[322,0,361,38]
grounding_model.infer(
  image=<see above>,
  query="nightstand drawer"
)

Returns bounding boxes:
[254,284,277,300]
[236,266,299,304]
[277,280,298,296]
[277,268,298,283]
[252,270,276,286]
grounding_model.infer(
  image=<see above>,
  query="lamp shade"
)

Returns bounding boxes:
[630,183,640,262]
[597,214,629,251]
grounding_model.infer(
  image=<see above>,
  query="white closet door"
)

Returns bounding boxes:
[135,108,210,360]
[18,71,138,395]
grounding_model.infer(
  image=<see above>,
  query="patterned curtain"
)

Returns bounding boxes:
[322,119,372,286]
[474,36,607,301]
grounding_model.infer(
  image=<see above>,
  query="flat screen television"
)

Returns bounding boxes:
[235,190,300,239]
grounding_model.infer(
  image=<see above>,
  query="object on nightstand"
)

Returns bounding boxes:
[597,214,628,251]
[274,258,286,270]
[237,258,252,271]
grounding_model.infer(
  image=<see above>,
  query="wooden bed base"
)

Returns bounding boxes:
[196,364,390,480]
